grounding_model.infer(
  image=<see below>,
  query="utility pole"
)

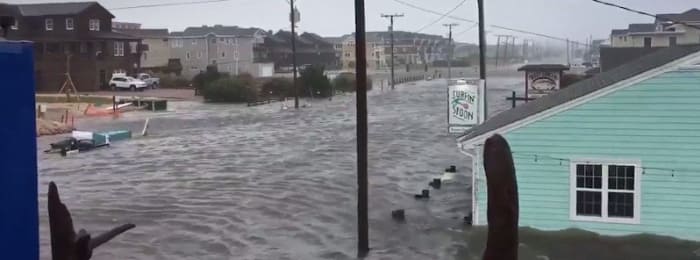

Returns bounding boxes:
[381,13,403,90]
[502,35,511,65]
[495,35,502,67]
[566,38,570,65]
[443,23,458,80]
[355,0,369,257]
[290,0,299,109]
[478,0,487,118]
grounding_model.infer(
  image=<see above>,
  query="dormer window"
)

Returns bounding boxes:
[45,18,53,31]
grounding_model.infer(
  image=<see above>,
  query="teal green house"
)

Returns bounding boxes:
[458,45,700,240]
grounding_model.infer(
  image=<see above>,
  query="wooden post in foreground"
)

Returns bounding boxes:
[354,0,369,257]
[482,134,519,260]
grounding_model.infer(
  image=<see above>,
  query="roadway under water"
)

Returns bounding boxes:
[37,70,700,259]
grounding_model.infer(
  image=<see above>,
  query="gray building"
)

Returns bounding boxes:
[170,25,267,79]
[117,28,170,70]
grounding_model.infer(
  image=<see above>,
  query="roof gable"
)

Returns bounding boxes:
[458,45,700,145]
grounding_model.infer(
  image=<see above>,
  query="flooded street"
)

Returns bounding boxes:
[37,71,523,260]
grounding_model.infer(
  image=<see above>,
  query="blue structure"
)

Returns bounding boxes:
[0,41,38,258]
[459,45,700,240]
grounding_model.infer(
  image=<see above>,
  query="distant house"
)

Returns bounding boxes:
[4,2,142,91]
[255,30,337,72]
[459,45,700,241]
[112,21,140,30]
[116,28,170,70]
[170,25,266,79]
[610,9,700,48]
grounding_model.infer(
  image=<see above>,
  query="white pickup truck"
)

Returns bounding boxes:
[109,74,148,91]
[137,73,160,89]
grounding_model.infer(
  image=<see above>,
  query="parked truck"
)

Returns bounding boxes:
[137,73,160,89]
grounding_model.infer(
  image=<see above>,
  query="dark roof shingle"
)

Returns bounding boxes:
[459,45,700,142]
[15,2,102,16]
[657,8,700,23]
[173,25,262,37]
[628,23,656,33]
[116,29,169,38]
[611,29,628,36]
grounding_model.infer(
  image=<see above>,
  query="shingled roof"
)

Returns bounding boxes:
[628,23,656,33]
[172,25,263,37]
[611,29,628,35]
[657,8,700,23]
[14,2,110,17]
[116,29,169,38]
[458,44,700,143]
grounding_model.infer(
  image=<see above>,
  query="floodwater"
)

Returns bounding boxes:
[36,68,700,260]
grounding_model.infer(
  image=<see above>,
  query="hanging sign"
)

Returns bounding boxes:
[448,79,482,133]
[527,71,560,98]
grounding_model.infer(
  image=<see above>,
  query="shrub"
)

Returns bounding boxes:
[332,73,373,93]
[158,75,191,89]
[261,77,294,99]
[192,65,227,91]
[300,65,332,97]
[202,77,257,103]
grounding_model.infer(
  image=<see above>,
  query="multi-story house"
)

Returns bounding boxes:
[255,30,338,72]
[116,28,170,70]
[4,2,142,91]
[170,25,266,79]
[339,33,386,71]
[610,9,700,48]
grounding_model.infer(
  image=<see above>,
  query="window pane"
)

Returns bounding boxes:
[576,191,602,216]
[609,165,635,190]
[576,164,602,189]
[608,192,634,218]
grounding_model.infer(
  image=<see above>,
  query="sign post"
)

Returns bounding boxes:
[448,79,483,133]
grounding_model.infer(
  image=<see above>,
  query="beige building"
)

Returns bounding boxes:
[170,25,267,79]
[116,29,170,69]
[339,35,386,71]
[611,9,700,48]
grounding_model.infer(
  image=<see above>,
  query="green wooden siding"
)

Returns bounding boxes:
[474,70,700,240]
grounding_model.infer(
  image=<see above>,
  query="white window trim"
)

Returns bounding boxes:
[186,51,191,60]
[569,158,642,225]
[89,19,100,31]
[66,18,74,30]
[11,19,18,30]
[45,18,53,31]
[114,42,124,57]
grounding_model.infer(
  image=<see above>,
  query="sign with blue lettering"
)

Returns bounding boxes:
[448,79,482,133]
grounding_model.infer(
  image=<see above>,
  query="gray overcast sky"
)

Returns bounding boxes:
[8,0,700,44]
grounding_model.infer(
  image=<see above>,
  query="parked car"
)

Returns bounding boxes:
[109,74,148,91]
[137,73,160,89]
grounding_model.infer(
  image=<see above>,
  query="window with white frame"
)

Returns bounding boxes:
[45,18,53,31]
[171,39,183,48]
[570,161,640,224]
[197,51,202,59]
[130,42,138,54]
[186,51,191,60]
[89,19,100,31]
[221,51,226,58]
[192,39,197,45]
[114,41,124,56]
[11,19,18,30]
[66,18,74,30]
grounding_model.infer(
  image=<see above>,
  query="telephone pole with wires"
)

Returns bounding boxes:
[381,13,403,89]
[443,23,458,80]
[289,0,299,108]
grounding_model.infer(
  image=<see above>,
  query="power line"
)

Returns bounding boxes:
[390,0,589,46]
[110,0,231,11]
[591,0,700,31]
[415,0,468,33]
[455,23,478,36]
